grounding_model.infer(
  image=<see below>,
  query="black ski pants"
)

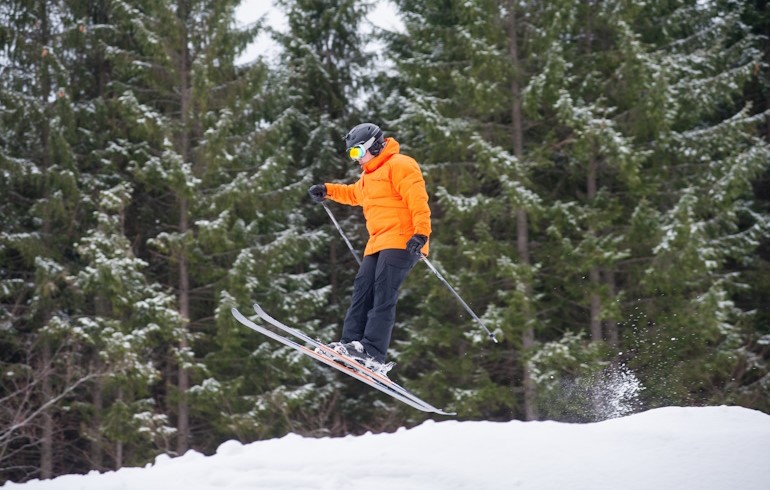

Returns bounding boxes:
[341,249,419,363]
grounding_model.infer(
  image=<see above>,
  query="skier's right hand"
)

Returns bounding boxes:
[308,184,327,203]
[406,234,428,255]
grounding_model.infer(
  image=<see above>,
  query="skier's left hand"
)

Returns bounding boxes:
[406,234,427,255]
[308,184,327,203]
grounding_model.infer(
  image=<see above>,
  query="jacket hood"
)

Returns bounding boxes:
[362,137,399,173]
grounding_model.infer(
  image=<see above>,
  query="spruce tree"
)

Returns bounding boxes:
[75,183,183,468]
[735,0,770,414]
[627,0,770,407]
[0,0,93,478]
[524,0,769,416]
[98,0,266,453]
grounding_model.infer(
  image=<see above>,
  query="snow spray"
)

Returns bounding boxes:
[554,364,645,422]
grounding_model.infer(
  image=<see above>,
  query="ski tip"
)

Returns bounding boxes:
[431,409,456,416]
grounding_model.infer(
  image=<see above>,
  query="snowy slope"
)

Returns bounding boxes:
[5,406,769,490]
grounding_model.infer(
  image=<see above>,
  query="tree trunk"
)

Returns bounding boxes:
[517,210,536,421]
[176,0,192,456]
[91,368,104,470]
[116,386,124,468]
[40,341,53,479]
[509,1,536,421]
[605,268,619,348]
[177,196,190,456]
[766,20,770,143]
[38,1,54,477]
[589,267,602,341]
[91,294,111,471]
[587,157,602,341]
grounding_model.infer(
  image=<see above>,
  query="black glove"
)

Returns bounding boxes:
[308,184,327,203]
[406,234,428,255]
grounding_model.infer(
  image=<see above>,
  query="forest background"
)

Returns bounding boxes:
[1,0,769,484]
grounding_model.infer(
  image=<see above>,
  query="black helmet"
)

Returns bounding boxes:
[345,123,385,157]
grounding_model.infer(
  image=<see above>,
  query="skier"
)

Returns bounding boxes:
[308,122,431,375]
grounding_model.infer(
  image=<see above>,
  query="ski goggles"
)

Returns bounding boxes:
[346,136,375,160]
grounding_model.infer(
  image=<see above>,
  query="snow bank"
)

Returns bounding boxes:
[5,406,769,490]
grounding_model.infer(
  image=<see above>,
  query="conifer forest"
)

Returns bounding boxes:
[1,0,769,483]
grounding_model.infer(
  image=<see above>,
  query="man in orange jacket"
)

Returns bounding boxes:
[308,122,431,375]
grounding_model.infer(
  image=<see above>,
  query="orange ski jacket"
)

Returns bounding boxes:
[325,137,432,257]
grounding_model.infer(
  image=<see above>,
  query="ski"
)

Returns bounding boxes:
[250,303,444,412]
[231,306,454,416]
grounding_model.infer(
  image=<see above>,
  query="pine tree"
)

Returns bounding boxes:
[627,0,770,407]
[734,0,770,414]
[518,0,650,419]
[74,183,184,468]
[524,0,769,416]
[0,0,93,478]
[96,0,268,453]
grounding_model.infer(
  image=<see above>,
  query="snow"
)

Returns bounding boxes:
[6,406,769,490]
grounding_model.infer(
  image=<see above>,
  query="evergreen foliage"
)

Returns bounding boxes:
[0,0,768,482]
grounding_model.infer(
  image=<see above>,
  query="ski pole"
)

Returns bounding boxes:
[321,201,362,266]
[419,255,499,343]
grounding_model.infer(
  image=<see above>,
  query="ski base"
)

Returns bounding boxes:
[231,306,454,416]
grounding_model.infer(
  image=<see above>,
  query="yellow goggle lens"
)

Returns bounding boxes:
[347,145,365,160]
